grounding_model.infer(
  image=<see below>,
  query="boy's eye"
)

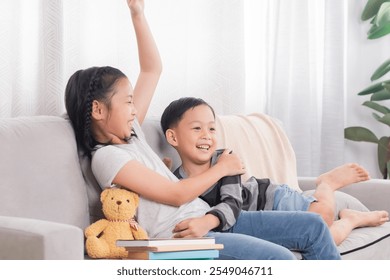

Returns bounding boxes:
[210,127,216,131]
[193,127,201,130]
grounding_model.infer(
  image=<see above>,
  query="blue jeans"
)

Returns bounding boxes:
[208,211,340,260]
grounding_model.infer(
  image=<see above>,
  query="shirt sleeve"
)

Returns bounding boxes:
[207,174,243,232]
[91,145,132,189]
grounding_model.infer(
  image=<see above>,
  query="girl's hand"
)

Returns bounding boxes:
[172,214,219,238]
[217,149,246,177]
[127,0,144,16]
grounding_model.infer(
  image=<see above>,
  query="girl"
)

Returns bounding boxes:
[65,0,340,260]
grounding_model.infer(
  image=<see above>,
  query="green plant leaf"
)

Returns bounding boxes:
[363,100,390,114]
[372,112,383,121]
[368,22,390,39]
[377,113,390,126]
[377,136,390,178]
[387,160,390,179]
[371,58,390,80]
[358,80,386,95]
[384,81,390,91]
[370,89,390,100]
[368,3,390,39]
[344,127,379,143]
[362,0,390,21]
[376,2,390,25]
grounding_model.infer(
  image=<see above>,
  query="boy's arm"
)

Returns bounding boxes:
[206,174,243,231]
[173,149,243,231]
[172,214,220,238]
[172,173,244,236]
[127,0,162,124]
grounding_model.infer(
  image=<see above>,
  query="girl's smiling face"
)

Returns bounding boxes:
[92,77,137,144]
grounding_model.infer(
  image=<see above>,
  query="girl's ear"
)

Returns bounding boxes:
[165,129,178,147]
[91,100,105,120]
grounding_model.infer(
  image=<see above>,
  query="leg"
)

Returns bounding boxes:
[310,164,388,244]
[85,236,111,259]
[229,211,341,260]
[309,163,370,225]
[207,231,296,260]
[329,209,389,245]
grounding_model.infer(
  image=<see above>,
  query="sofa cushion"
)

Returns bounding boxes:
[0,116,90,230]
[339,222,390,259]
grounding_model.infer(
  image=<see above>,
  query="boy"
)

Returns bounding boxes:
[161,97,389,245]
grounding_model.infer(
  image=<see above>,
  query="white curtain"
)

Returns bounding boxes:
[1,0,386,177]
[244,0,348,176]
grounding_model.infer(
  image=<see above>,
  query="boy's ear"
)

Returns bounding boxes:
[165,129,178,147]
[91,100,105,120]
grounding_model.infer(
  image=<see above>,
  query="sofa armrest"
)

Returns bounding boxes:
[0,216,85,260]
[298,177,390,213]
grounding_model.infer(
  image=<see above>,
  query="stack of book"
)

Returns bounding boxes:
[116,237,223,260]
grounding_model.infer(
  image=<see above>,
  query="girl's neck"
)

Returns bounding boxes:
[92,123,126,145]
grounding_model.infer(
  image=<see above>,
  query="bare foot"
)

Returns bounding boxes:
[339,209,389,228]
[316,163,370,190]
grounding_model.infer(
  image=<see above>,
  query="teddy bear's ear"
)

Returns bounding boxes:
[100,188,111,202]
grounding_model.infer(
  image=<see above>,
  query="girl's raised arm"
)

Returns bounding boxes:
[127,0,162,124]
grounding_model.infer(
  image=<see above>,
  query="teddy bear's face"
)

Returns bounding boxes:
[100,188,139,221]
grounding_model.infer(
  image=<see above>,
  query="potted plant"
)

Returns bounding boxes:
[344,0,390,179]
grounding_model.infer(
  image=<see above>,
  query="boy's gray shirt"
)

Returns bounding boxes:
[91,119,210,238]
[175,149,278,231]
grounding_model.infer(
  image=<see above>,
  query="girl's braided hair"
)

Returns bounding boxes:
[65,66,127,158]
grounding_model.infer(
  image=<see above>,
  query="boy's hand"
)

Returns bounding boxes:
[172,214,219,238]
[217,149,246,177]
[127,0,144,16]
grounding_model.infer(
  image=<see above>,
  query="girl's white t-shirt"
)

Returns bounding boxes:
[91,119,210,238]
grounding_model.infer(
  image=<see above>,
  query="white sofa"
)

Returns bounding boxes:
[0,114,389,259]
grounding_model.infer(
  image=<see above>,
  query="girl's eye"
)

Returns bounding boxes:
[193,127,201,130]
[210,127,216,131]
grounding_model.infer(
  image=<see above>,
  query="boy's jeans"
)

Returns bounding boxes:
[208,210,340,260]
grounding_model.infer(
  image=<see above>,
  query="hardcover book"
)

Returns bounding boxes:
[124,243,224,252]
[116,237,215,247]
[126,249,220,260]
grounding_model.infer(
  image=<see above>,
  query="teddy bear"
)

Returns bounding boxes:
[84,187,148,259]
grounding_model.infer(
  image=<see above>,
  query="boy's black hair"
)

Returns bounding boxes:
[65,66,127,158]
[160,97,215,134]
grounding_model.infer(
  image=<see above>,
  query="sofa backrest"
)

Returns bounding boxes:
[0,113,300,231]
[0,116,91,229]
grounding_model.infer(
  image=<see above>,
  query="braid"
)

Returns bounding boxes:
[84,68,107,157]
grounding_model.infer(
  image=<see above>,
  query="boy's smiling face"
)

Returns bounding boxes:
[168,104,217,166]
